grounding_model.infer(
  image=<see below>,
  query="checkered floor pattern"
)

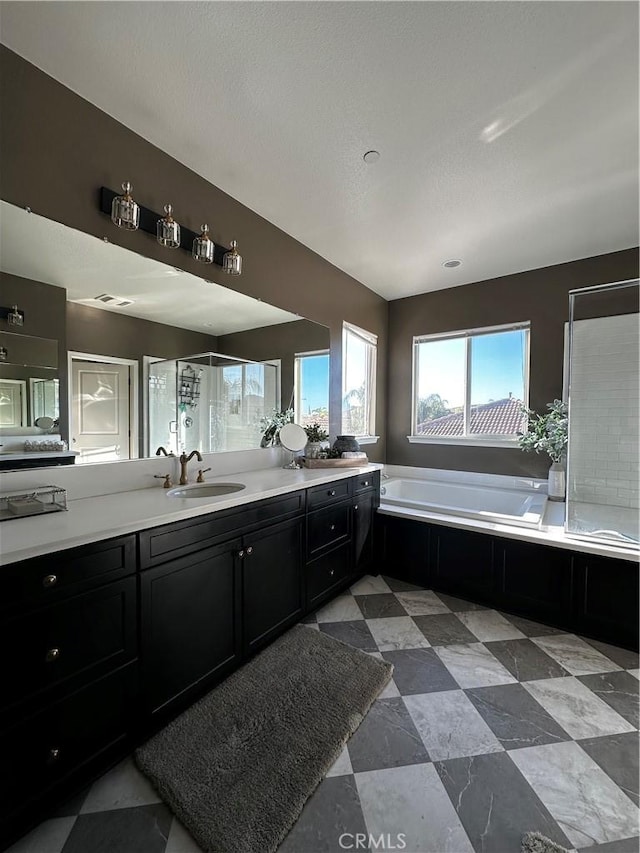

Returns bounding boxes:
[9,575,639,853]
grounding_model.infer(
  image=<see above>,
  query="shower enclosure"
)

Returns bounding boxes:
[148,352,279,456]
[566,279,639,548]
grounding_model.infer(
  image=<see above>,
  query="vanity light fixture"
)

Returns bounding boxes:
[111,181,140,230]
[222,240,242,276]
[157,204,181,249]
[6,305,24,326]
[192,224,215,264]
[0,346,7,362]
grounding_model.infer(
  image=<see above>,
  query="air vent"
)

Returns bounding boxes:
[93,293,135,307]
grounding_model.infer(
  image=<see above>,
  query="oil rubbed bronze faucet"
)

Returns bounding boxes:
[155,446,174,457]
[179,449,203,485]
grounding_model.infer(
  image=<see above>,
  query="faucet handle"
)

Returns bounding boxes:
[197,467,212,483]
[154,474,172,488]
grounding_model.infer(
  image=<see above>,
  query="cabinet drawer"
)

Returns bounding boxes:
[1,536,136,613]
[1,577,137,712]
[354,470,380,495]
[140,491,304,568]
[307,478,351,510]
[307,544,352,607]
[307,502,351,558]
[0,663,136,812]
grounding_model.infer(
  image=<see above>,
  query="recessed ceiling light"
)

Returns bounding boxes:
[363,150,380,164]
[442,259,462,269]
[93,293,134,307]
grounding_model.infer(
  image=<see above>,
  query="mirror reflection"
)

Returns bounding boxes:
[0,201,330,468]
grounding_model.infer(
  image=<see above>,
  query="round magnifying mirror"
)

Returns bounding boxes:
[34,416,55,431]
[279,423,307,469]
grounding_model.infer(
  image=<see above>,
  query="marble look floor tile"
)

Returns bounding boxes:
[434,592,487,612]
[355,593,406,619]
[349,574,391,595]
[456,609,527,642]
[510,741,640,848]
[466,683,571,749]
[381,648,459,695]
[165,818,203,853]
[319,620,378,652]
[499,612,567,637]
[578,671,639,728]
[486,638,569,681]
[532,634,623,676]
[366,616,431,651]
[279,775,368,853]
[523,677,636,740]
[579,732,640,807]
[47,788,90,819]
[404,689,503,761]
[581,639,639,671]
[326,745,353,778]
[394,589,451,616]
[383,575,423,592]
[6,818,76,853]
[315,594,362,623]
[577,836,640,853]
[436,751,572,853]
[80,758,160,814]
[63,804,173,853]
[412,613,478,646]
[629,669,640,681]
[356,763,474,853]
[435,643,517,688]
[347,697,430,772]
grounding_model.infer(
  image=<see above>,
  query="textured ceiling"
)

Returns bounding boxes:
[0,203,300,336]
[1,2,638,300]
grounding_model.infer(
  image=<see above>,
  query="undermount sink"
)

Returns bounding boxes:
[167,482,246,499]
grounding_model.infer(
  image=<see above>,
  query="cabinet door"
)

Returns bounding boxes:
[243,518,304,654]
[496,540,572,626]
[573,554,639,650]
[353,492,375,576]
[141,541,241,716]
[382,516,429,587]
[429,526,495,603]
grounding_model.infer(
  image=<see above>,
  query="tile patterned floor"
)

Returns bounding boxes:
[8,574,640,853]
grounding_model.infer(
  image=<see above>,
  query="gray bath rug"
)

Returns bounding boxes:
[135,624,392,853]
[522,831,571,853]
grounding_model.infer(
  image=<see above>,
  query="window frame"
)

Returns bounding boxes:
[409,321,530,448]
[294,349,330,427]
[342,322,378,442]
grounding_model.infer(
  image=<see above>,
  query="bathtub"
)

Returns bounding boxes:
[380,478,547,529]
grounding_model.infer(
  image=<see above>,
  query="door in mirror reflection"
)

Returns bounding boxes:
[71,357,137,463]
[0,379,27,427]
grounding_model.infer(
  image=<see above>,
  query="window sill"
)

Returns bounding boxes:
[407,435,521,449]
[355,435,379,446]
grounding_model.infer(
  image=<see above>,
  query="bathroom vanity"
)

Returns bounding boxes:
[0,469,380,846]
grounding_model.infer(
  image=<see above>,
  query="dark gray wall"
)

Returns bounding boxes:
[387,249,639,477]
[0,46,388,460]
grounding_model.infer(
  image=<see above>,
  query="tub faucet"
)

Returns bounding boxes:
[179,449,203,485]
[155,446,174,457]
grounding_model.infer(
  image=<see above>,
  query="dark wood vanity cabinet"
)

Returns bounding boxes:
[379,514,638,649]
[0,472,380,848]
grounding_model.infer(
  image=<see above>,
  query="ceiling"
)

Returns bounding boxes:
[1,2,638,300]
[0,202,300,336]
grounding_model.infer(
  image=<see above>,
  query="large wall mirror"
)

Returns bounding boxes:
[0,201,330,468]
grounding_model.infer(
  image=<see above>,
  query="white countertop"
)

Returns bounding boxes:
[378,500,639,562]
[0,451,78,461]
[0,464,380,566]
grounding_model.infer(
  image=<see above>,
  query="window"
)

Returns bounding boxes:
[294,351,329,430]
[410,322,530,445]
[342,322,377,438]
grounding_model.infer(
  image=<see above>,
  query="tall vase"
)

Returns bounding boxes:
[548,461,566,502]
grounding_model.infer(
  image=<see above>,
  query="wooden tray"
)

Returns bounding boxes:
[302,457,368,468]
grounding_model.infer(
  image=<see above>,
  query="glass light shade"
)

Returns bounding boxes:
[222,239,242,276]
[111,181,140,230]
[0,346,7,362]
[157,204,181,249]
[192,224,215,264]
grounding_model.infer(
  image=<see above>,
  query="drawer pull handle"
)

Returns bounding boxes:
[246,546,253,555]
[329,569,335,577]
[238,550,245,559]
[363,480,370,487]
[329,524,336,531]
[354,504,359,511]
[45,648,60,663]
[47,747,61,764]
[328,490,336,497]
[43,574,58,588]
